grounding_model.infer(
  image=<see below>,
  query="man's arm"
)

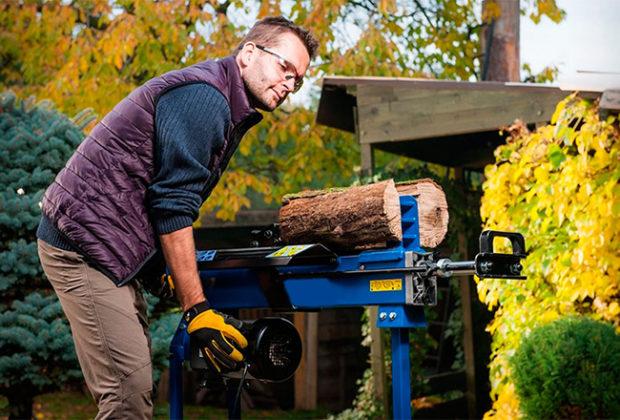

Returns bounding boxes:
[161,224,248,373]
[148,83,231,308]
[159,226,204,311]
[150,83,248,374]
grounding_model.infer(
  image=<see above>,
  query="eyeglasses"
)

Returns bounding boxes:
[255,44,304,93]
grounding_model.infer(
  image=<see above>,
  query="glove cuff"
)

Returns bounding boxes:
[183,300,210,323]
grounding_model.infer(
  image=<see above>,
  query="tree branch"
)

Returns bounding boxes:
[148,26,169,62]
[412,0,435,30]
[347,0,376,14]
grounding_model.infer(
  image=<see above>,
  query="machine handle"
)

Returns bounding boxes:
[479,230,526,256]
[475,231,526,279]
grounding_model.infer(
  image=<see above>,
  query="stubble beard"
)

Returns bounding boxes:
[243,73,277,112]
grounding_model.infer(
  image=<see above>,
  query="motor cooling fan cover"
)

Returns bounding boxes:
[245,317,302,382]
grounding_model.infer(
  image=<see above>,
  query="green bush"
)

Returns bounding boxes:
[511,316,620,419]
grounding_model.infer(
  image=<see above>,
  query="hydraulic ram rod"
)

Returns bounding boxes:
[282,257,522,279]
[436,259,476,276]
[282,259,477,278]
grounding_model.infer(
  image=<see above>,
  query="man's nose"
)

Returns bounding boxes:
[282,76,295,93]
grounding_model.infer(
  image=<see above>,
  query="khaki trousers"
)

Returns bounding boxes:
[38,240,154,419]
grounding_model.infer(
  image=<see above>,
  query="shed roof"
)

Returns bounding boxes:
[316,76,605,169]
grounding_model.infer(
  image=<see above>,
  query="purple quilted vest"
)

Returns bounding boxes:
[41,56,262,285]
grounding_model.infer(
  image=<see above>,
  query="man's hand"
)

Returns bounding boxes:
[185,302,248,373]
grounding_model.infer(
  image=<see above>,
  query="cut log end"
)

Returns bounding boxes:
[396,178,449,248]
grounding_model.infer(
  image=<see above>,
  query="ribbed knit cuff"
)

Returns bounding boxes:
[154,215,195,235]
[36,216,76,252]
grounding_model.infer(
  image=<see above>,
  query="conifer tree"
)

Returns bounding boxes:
[0,91,93,418]
[0,91,181,418]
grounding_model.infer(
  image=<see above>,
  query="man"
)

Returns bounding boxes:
[36,16,318,418]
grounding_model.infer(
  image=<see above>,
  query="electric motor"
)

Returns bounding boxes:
[190,316,302,383]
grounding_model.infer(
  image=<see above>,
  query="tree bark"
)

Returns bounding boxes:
[279,180,402,251]
[481,0,520,82]
[279,178,449,251]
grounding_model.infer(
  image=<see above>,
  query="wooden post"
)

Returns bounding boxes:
[361,143,374,179]
[356,103,374,179]
[368,307,390,414]
[294,312,318,409]
[355,101,389,414]
[455,167,477,418]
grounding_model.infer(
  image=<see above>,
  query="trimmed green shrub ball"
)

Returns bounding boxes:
[511,316,620,419]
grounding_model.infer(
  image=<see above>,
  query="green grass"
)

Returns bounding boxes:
[0,391,331,419]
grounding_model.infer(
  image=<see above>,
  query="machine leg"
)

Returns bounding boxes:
[226,378,242,419]
[169,354,184,420]
[169,319,188,420]
[390,328,412,419]
[225,309,242,419]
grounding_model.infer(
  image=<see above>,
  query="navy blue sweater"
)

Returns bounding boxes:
[37,83,231,250]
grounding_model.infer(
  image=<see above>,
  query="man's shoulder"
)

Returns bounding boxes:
[160,82,228,102]
[157,83,231,114]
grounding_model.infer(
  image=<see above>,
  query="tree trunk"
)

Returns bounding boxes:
[481,0,520,82]
[7,392,34,420]
[279,178,449,251]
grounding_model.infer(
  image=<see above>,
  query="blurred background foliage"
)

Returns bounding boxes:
[478,95,619,418]
[1,0,563,220]
[0,92,90,418]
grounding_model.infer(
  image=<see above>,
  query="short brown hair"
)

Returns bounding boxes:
[235,16,318,60]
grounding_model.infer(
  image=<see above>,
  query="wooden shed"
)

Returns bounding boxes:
[316,76,610,171]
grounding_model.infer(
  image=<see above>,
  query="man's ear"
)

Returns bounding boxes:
[237,42,256,73]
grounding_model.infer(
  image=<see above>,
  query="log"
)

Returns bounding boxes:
[396,178,449,248]
[279,178,448,251]
[279,180,402,251]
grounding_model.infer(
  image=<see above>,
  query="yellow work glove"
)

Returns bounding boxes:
[185,302,248,373]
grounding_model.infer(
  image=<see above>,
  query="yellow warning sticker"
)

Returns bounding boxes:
[267,245,313,258]
[370,279,402,292]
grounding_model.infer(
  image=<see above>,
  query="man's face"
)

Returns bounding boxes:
[239,32,310,112]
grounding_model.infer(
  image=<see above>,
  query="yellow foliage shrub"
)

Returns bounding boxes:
[478,94,619,418]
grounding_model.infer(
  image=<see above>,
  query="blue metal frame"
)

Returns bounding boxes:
[391,328,412,419]
[169,195,426,419]
[169,319,190,420]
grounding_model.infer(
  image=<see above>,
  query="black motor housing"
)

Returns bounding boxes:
[190,317,302,383]
[244,317,302,382]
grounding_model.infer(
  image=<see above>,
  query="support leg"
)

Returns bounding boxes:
[226,378,241,419]
[390,328,412,419]
[170,319,188,420]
